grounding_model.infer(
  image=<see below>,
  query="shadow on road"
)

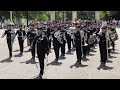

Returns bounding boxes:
[87,53,95,56]
[20,58,38,64]
[108,55,117,59]
[97,65,114,70]
[24,49,30,53]
[14,53,22,57]
[31,75,43,79]
[82,57,90,61]
[0,58,13,63]
[47,61,62,66]
[111,52,120,54]
[13,49,20,52]
[90,50,97,52]
[59,56,66,60]
[106,59,113,63]
[70,62,88,68]
[66,51,74,55]
[71,48,76,52]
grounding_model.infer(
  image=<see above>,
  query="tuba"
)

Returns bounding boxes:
[54,30,63,44]
[68,26,76,39]
[110,32,118,42]
[88,35,95,44]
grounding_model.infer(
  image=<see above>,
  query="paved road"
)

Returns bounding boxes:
[0,28,120,79]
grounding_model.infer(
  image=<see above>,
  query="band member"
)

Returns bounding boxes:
[46,24,53,52]
[60,25,67,57]
[27,24,37,60]
[52,26,61,61]
[106,26,112,57]
[82,26,88,59]
[1,24,15,59]
[66,26,72,52]
[74,26,82,64]
[110,24,118,52]
[97,26,108,69]
[86,26,91,54]
[31,27,49,79]
[15,25,26,56]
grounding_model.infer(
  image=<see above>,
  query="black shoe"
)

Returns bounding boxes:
[97,63,104,70]
[29,49,31,51]
[68,50,71,53]
[20,52,23,56]
[79,62,82,65]
[103,65,108,70]
[83,55,86,59]
[63,54,65,57]
[55,58,58,62]
[61,54,64,57]
[9,55,12,59]
[77,60,81,64]
[39,74,43,79]
[32,57,35,61]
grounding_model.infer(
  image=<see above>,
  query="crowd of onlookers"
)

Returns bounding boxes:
[0,19,120,29]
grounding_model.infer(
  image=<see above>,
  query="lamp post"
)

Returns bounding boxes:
[55,11,57,22]
[26,11,29,27]
[63,11,65,23]
[68,11,71,20]
[10,11,12,22]
[107,11,109,20]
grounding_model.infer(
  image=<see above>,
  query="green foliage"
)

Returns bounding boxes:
[77,11,95,20]
[0,11,50,22]
[100,11,120,20]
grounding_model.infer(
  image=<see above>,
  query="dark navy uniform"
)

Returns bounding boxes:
[74,31,82,64]
[86,30,91,54]
[46,27,53,49]
[1,28,15,58]
[52,31,61,61]
[32,33,49,78]
[27,29,37,59]
[66,30,72,52]
[16,29,26,55]
[98,32,107,65]
[111,27,116,51]
[82,30,88,59]
[60,29,67,56]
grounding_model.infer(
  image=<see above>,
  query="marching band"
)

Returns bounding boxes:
[1,19,119,79]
